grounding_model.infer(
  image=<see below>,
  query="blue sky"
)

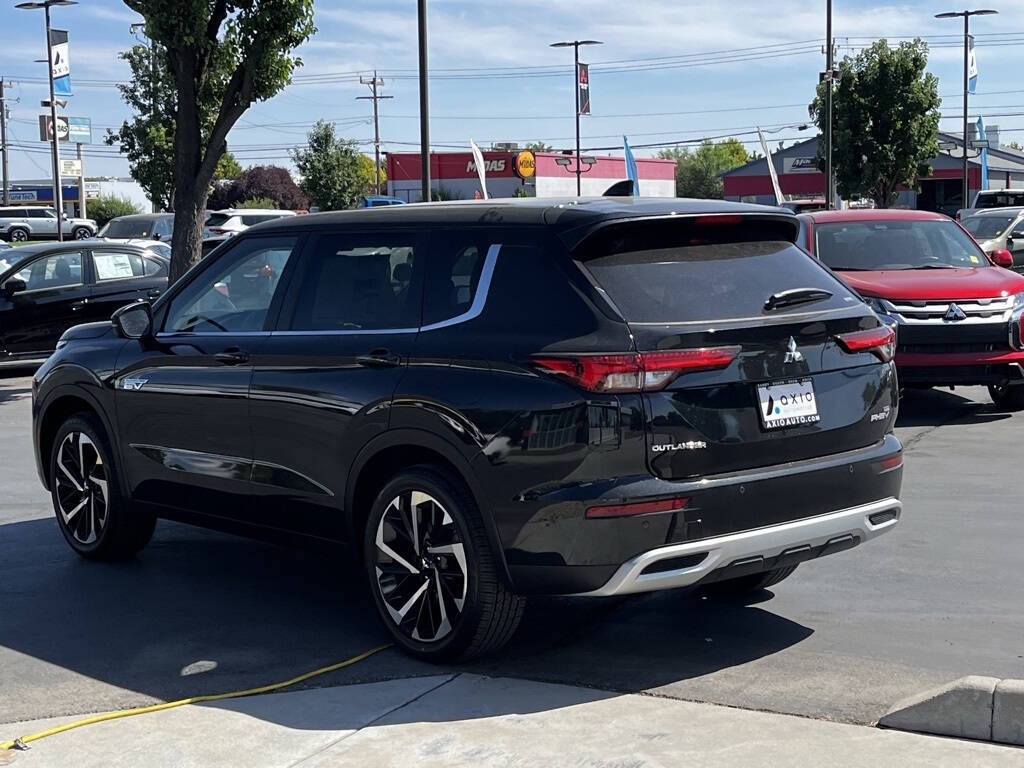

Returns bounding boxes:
[3,0,1024,180]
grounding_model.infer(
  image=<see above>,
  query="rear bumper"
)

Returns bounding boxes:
[573,497,900,596]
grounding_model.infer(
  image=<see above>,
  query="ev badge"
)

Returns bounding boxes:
[944,303,968,322]
[784,336,804,364]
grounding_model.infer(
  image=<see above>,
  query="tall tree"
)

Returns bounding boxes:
[214,150,243,181]
[658,139,751,198]
[125,0,316,282]
[291,121,373,210]
[810,39,940,208]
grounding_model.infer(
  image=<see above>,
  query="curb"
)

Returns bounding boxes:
[878,676,1024,746]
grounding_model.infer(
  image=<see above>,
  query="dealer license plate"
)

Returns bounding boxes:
[757,378,820,430]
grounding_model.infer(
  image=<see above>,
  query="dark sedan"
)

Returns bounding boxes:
[0,242,168,364]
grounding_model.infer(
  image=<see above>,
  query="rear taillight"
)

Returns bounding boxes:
[586,497,689,519]
[533,347,740,393]
[835,326,896,363]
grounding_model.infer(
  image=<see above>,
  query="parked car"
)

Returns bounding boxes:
[797,209,1024,408]
[203,208,296,237]
[32,199,902,660]
[960,207,1024,271]
[357,195,407,208]
[97,214,175,244]
[0,206,97,242]
[0,241,167,364]
[780,198,827,214]
[956,188,1024,220]
[200,233,233,258]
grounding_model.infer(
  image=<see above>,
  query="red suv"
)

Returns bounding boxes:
[798,209,1024,408]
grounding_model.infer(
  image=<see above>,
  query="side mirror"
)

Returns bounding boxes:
[112,301,153,339]
[2,277,27,297]
[991,248,1014,268]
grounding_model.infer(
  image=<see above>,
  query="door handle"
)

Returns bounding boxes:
[215,348,250,365]
[147,289,162,299]
[71,300,87,311]
[356,348,401,368]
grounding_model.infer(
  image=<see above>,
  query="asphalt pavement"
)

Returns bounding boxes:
[2,368,1023,732]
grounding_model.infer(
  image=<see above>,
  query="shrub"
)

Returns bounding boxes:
[236,197,278,209]
[89,195,143,227]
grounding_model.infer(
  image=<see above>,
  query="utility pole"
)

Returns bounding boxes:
[417,0,430,202]
[824,0,834,209]
[550,39,603,196]
[357,71,392,195]
[76,141,85,219]
[0,78,9,206]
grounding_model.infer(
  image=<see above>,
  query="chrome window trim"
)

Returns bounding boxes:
[155,331,272,340]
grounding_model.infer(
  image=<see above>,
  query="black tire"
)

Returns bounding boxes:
[988,383,1024,411]
[363,464,524,662]
[702,565,799,598]
[49,412,156,560]
[72,227,93,240]
[8,227,29,243]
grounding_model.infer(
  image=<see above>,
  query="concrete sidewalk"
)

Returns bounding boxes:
[2,674,1023,767]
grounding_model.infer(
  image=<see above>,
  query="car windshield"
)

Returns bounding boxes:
[961,214,1017,240]
[814,219,988,270]
[100,219,154,238]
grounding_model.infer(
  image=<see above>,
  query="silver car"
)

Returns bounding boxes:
[0,206,97,242]
[960,207,1024,271]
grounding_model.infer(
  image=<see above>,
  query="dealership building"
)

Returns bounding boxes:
[721,130,1024,212]
[386,150,676,201]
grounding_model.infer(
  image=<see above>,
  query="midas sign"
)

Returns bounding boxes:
[466,159,506,173]
[515,150,536,179]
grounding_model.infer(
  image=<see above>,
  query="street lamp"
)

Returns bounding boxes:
[550,39,602,196]
[417,0,429,202]
[16,0,77,241]
[936,8,998,210]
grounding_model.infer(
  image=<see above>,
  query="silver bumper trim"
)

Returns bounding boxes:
[574,497,902,597]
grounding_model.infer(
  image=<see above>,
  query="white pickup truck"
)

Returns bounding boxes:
[956,189,1024,220]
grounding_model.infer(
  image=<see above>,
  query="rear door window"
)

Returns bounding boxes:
[422,232,491,325]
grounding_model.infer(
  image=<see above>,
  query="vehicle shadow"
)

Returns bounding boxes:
[896,386,1012,427]
[0,516,812,730]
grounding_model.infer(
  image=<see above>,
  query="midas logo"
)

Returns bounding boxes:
[467,160,506,173]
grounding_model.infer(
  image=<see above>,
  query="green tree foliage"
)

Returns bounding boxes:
[89,195,143,227]
[810,39,940,208]
[236,197,278,209]
[525,142,553,152]
[208,165,308,210]
[291,121,376,210]
[657,139,751,198]
[125,0,316,281]
[214,151,243,181]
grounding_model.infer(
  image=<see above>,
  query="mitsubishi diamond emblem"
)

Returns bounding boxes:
[784,336,804,364]
[944,303,967,322]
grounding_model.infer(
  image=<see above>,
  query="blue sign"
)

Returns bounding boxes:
[50,29,71,96]
[68,117,91,144]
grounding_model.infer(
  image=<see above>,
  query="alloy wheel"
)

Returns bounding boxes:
[54,432,109,545]
[10,230,27,242]
[373,490,468,643]
[74,228,90,240]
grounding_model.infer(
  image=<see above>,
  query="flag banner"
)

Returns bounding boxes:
[578,63,591,115]
[968,35,978,95]
[470,139,488,200]
[623,135,639,197]
[977,116,988,191]
[50,29,71,96]
[758,129,784,205]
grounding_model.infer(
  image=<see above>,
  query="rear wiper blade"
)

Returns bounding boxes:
[764,287,833,311]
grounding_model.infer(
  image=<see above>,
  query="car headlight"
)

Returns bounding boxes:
[863,296,899,328]
[1012,291,1024,309]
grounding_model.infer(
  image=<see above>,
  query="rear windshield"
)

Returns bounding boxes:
[815,219,988,270]
[205,214,233,227]
[583,240,850,323]
[99,218,155,238]
[976,191,1024,208]
[962,214,1016,240]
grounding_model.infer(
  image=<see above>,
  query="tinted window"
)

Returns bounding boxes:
[164,236,300,333]
[14,252,83,290]
[962,214,1017,240]
[815,220,988,270]
[100,218,154,238]
[92,250,146,281]
[584,241,849,323]
[284,233,418,331]
[423,234,489,324]
[143,256,166,276]
[0,209,19,218]
[205,214,233,227]
[977,192,1024,208]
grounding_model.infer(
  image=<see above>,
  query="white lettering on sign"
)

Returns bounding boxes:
[466,160,506,173]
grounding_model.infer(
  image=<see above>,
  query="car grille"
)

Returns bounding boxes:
[882,295,1014,325]
[898,342,1007,354]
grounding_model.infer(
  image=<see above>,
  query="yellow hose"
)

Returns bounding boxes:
[0,644,391,752]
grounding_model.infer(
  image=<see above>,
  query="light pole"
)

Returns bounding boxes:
[936,9,998,210]
[550,39,602,196]
[824,0,834,209]
[17,0,76,240]
[417,0,430,202]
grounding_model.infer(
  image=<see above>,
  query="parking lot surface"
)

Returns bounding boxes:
[2,369,1023,729]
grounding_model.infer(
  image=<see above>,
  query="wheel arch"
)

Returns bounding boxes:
[346,429,513,589]
[36,381,117,491]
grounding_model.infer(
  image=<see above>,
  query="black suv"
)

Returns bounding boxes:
[32,199,903,660]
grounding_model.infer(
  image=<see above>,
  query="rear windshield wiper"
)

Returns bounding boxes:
[764,287,833,311]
